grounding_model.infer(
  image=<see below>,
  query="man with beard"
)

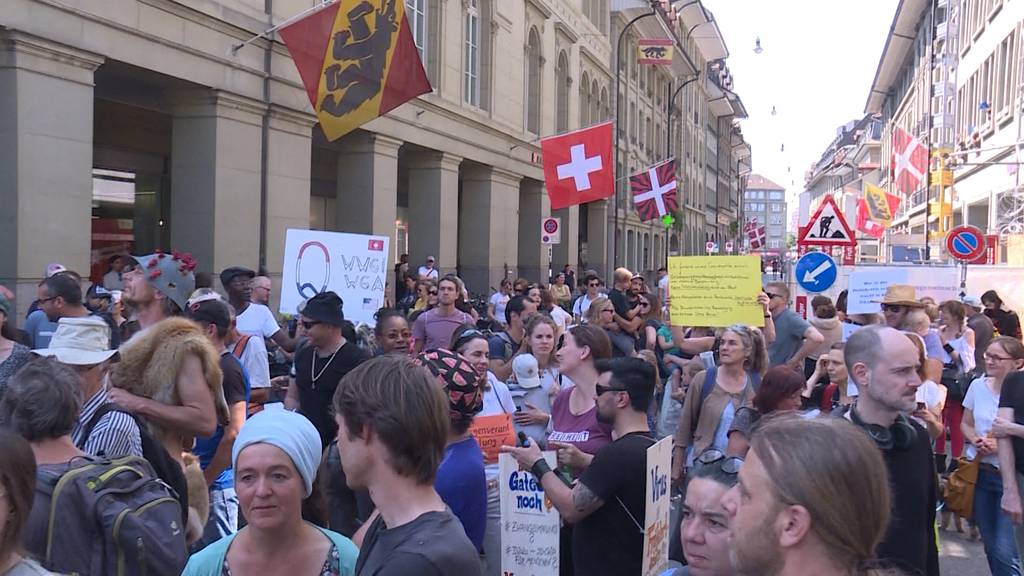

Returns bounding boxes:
[721,416,895,576]
[841,325,939,575]
[503,357,655,576]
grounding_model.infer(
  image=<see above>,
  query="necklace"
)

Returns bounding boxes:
[310,346,340,389]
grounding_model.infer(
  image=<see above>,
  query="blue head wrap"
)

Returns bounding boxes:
[231,407,322,497]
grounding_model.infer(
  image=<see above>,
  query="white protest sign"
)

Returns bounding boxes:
[279,229,389,326]
[643,437,673,576]
[846,266,959,314]
[841,321,861,342]
[499,452,560,576]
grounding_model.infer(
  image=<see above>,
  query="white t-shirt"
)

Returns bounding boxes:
[658,275,669,300]
[233,334,271,389]
[489,292,510,325]
[236,303,281,339]
[572,294,598,319]
[915,379,946,412]
[481,373,516,482]
[417,266,439,280]
[963,377,1000,466]
[549,306,572,331]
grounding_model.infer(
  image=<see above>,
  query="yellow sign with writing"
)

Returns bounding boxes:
[668,256,764,327]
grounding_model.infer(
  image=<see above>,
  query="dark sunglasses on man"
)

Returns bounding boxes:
[693,448,743,475]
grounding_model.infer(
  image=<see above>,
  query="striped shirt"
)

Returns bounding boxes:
[71,386,144,459]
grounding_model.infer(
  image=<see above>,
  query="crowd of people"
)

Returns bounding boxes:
[0,251,1022,576]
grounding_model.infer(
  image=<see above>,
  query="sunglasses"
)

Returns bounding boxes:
[694,449,744,475]
[588,282,600,287]
[301,320,321,329]
[595,383,627,396]
[429,289,438,295]
[765,292,780,300]
[881,304,904,313]
[639,301,650,308]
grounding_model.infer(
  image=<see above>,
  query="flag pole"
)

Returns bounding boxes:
[230,0,337,54]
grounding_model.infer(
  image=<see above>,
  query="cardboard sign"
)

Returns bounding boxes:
[643,437,673,576]
[500,452,560,576]
[279,229,390,326]
[846,267,959,314]
[668,256,764,327]
[469,414,515,465]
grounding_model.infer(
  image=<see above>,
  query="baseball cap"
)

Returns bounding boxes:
[130,251,198,311]
[512,354,541,389]
[220,267,256,288]
[86,284,113,300]
[187,298,232,334]
[962,295,983,310]
[45,263,67,278]
[427,256,436,263]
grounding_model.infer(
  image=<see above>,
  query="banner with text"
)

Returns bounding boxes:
[643,437,673,576]
[469,414,515,465]
[280,229,390,326]
[500,452,560,576]
[668,256,764,327]
[846,267,959,314]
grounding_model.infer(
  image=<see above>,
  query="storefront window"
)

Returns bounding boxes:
[90,167,167,284]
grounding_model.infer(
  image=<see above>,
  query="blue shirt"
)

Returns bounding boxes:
[194,353,250,490]
[23,310,57,349]
[434,436,487,551]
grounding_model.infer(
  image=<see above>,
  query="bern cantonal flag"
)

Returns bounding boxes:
[630,159,678,221]
[541,121,615,211]
[279,0,432,142]
[856,199,886,239]
[892,126,928,195]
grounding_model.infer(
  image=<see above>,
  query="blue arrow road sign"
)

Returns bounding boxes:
[795,252,838,293]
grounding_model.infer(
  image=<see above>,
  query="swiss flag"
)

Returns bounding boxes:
[541,121,615,210]
[892,126,927,195]
[856,199,885,239]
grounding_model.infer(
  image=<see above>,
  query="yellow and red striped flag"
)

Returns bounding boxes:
[279,0,432,141]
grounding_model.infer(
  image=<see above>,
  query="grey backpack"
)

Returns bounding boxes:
[34,455,188,576]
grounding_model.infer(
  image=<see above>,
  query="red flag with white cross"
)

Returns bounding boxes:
[630,159,678,221]
[540,121,615,211]
[892,126,927,195]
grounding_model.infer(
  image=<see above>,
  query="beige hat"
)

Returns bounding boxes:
[872,285,926,308]
[512,354,541,389]
[32,317,117,365]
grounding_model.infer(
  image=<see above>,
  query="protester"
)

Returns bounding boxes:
[961,336,1024,575]
[842,325,939,575]
[995,368,1024,556]
[765,282,822,371]
[607,268,642,356]
[513,278,530,296]
[0,430,53,575]
[562,265,576,297]
[721,416,894,576]
[102,255,126,290]
[414,349,486,552]
[487,279,512,329]
[418,255,440,281]
[394,254,410,303]
[807,295,843,377]
[964,295,996,374]
[222,267,294,352]
[509,315,560,447]
[284,291,369,448]
[803,342,856,412]
[657,357,705,441]
[5,358,186,575]
[538,289,572,339]
[412,279,434,314]
[657,267,669,306]
[638,293,665,354]
[572,274,602,324]
[183,409,358,575]
[36,273,120,348]
[412,276,474,353]
[875,284,926,330]
[84,283,113,314]
[725,366,805,457]
[30,317,142,459]
[583,296,618,336]
[0,292,31,398]
[550,273,572,311]
[673,325,768,485]
[982,290,1022,339]
[187,298,250,550]
[502,357,657,576]
[932,301,976,463]
[332,355,481,574]
[449,325,515,576]
[373,308,410,356]
[664,448,739,576]
[251,275,272,306]
[397,275,418,316]
[904,333,946,443]
[226,306,272,407]
[487,295,536,381]
[450,276,480,324]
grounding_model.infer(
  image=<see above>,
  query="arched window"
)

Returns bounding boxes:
[462,0,491,108]
[643,233,650,271]
[556,51,570,133]
[599,86,609,123]
[526,28,542,135]
[645,116,653,153]
[590,79,600,126]
[579,72,591,127]
[627,230,636,271]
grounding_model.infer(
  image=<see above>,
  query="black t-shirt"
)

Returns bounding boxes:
[219,352,248,406]
[293,341,369,447]
[607,288,632,319]
[999,371,1024,477]
[354,509,481,575]
[574,431,655,576]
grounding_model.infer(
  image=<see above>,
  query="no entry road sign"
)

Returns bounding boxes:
[945,225,986,262]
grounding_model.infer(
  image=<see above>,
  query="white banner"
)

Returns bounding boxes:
[499,452,560,576]
[846,266,959,314]
[642,437,673,576]
[279,229,389,326]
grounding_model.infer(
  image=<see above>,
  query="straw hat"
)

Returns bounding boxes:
[32,317,117,365]
[872,285,926,308]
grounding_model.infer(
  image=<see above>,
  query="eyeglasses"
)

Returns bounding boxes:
[301,320,321,329]
[639,302,650,309]
[595,383,628,396]
[37,296,58,305]
[588,282,601,287]
[984,353,1015,362]
[881,304,904,313]
[765,292,780,300]
[429,290,438,295]
[694,449,744,475]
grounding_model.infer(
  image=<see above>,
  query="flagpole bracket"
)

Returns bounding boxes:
[229,0,337,55]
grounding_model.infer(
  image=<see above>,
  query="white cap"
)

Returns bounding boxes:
[512,354,541,389]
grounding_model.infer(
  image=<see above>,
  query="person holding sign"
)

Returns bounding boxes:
[502,357,656,576]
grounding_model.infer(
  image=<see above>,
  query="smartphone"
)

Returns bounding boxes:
[916,401,926,411]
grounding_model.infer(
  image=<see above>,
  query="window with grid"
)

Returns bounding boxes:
[406,0,427,62]
[464,0,480,106]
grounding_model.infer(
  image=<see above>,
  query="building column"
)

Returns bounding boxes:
[551,204,580,276]
[264,106,316,313]
[587,200,610,278]
[459,165,522,294]
[518,179,551,284]
[335,132,401,262]
[407,150,462,276]
[0,31,104,320]
[171,90,265,275]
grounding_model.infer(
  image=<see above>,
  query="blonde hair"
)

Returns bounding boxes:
[903,309,931,336]
[724,324,769,375]
[584,297,613,326]
[752,416,891,573]
[523,314,559,370]
[614,267,633,284]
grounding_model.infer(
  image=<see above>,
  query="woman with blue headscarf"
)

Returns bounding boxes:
[184,408,358,575]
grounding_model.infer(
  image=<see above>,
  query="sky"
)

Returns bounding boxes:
[705,0,896,204]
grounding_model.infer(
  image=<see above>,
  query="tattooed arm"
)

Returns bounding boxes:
[541,474,606,524]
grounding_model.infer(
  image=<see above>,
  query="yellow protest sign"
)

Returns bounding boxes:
[668,256,763,327]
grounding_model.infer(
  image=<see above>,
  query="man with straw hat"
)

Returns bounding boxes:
[874,285,926,330]
[33,316,142,459]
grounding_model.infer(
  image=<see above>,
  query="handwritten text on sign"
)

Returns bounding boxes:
[668,256,764,327]
[643,437,673,576]
[499,452,559,576]
[470,414,515,465]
